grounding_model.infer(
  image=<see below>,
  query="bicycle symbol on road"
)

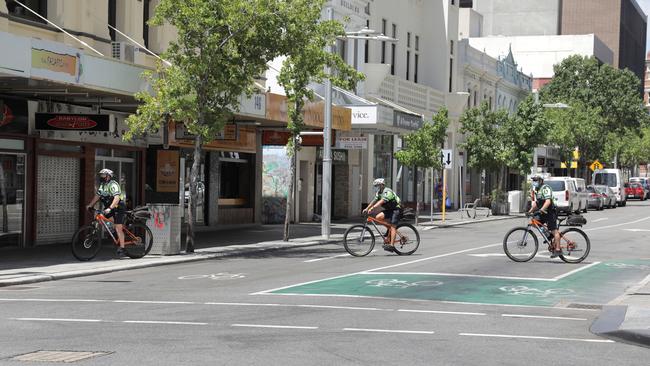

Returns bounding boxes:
[365,279,443,289]
[499,286,574,298]
[178,273,246,281]
[605,263,650,271]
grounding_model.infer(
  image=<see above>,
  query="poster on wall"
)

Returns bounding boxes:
[156,150,180,192]
[262,146,290,224]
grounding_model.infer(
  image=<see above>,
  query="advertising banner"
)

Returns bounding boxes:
[156,150,180,193]
[35,113,109,131]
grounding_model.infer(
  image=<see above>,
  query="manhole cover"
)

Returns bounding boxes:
[566,303,603,310]
[11,351,111,363]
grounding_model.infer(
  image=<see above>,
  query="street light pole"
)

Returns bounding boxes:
[322,7,334,238]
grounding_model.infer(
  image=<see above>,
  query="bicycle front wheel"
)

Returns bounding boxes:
[71,225,101,261]
[503,227,538,262]
[559,228,590,263]
[343,225,375,257]
[124,223,153,259]
[393,223,420,255]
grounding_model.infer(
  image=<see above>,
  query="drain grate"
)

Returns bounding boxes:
[11,351,111,363]
[566,303,603,310]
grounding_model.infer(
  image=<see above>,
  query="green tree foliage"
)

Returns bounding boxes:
[277,0,363,240]
[505,95,549,174]
[124,0,295,251]
[394,109,449,224]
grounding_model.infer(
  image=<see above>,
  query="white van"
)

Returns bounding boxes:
[592,169,626,207]
[570,177,589,213]
[545,177,581,214]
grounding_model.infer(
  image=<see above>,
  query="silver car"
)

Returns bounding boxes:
[586,185,605,210]
[592,185,617,209]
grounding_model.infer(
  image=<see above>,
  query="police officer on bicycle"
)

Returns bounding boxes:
[362,178,402,252]
[528,175,562,258]
[86,169,127,257]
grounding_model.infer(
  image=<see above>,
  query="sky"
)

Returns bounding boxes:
[638,0,650,52]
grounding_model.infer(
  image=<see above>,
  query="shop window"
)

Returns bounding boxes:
[220,152,253,207]
[373,135,393,188]
[5,0,47,23]
[96,149,139,209]
[143,0,151,48]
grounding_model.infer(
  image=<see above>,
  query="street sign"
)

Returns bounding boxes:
[440,149,452,169]
[590,160,603,171]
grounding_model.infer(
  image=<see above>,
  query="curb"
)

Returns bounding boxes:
[0,237,342,288]
[590,305,650,348]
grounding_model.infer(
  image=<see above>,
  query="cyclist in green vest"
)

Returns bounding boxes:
[528,175,562,258]
[86,169,127,257]
[362,178,402,252]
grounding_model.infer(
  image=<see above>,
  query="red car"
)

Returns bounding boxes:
[625,182,646,200]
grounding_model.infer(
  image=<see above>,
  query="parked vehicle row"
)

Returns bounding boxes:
[626,177,649,200]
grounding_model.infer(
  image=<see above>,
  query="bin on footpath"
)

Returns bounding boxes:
[146,204,182,255]
[508,191,523,214]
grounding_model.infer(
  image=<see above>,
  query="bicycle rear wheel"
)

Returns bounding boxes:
[503,227,538,262]
[559,228,590,263]
[393,223,420,255]
[71,225,101,261]
[343,225,375,257]
[124,223,153,259]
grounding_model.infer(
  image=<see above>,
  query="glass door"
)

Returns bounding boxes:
[0,153,26,247]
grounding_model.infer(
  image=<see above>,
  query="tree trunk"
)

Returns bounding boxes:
[0,164,8,233]
[283,141,297,241]
[186,133,203,253]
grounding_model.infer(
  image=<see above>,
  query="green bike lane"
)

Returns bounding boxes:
[265,259,650,307]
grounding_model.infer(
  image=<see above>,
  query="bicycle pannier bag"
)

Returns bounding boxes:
[566,214,587,226]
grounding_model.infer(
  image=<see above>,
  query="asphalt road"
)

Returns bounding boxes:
[1,201,650,365]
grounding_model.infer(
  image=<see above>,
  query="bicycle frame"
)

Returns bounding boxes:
[522,217,576,252]
[93,212,139,246]
[362,215,393,241]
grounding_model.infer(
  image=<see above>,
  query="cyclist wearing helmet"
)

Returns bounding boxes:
[362,178,402,252]
[86,169,127,257]
[528,175,562,258]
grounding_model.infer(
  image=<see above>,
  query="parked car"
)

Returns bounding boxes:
[592,185,617,209]
[593,169,626,207]
[545,177,580,214]
[629,177,650,199]
[585,185,605,210]
[625,182,646,200]
[570,177,588,213]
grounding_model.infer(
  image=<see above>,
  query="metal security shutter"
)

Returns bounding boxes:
[36,156,80,245]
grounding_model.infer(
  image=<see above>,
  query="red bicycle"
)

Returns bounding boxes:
[71,207,153,261]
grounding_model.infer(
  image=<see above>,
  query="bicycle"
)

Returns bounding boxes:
[71,207,154,261]
[343,214,420,256]
[502,212,590,263]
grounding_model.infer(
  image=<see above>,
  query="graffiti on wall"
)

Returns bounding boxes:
[262,146,291,224]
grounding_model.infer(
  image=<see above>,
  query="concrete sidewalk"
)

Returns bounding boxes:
[0,213,520,288]
[591,274,650,348]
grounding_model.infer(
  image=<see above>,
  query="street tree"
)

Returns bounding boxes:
[394,108,449,224]
[277,0,364,241]
[124,0,293,252]
[505,95,550,175]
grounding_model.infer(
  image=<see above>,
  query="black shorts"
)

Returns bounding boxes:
[105,202,126,225]
[540,208,558,231]
[383,209,401,226]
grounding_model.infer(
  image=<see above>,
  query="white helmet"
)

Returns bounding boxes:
[373,178,385,187]
[98,168,114,177]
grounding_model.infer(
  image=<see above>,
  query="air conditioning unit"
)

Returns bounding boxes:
[111,42,136,63]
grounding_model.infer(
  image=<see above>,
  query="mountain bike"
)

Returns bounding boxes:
[71,207,153,261]
[502,212,590,263]
[343,214,420,256]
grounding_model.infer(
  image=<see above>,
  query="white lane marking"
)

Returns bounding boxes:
[123,320,207,325]
[206,302,387,311]
[0,298,103,303]
[368,271,552,282]
[12,317,102,323]
[422,226,434,231]
[343,328,434,335]
[468,253,506,257]
[501,314,587,321]
[551,261,601,281]
[459,332,614,343]
[253,242,502,294]
[585,216,650,232]
[623,229,650,232]
[231,324,318,330]
[398,309,485,316]
[113,300,196,304]
[591,218,608,223]
[304,253,352,263]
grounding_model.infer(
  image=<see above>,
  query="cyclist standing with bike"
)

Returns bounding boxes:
[86,169,127,257]
[528,175,562,258]
[362,178,402,252]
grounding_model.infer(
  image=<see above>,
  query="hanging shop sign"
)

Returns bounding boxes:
[175,123,238,140]
[238,93,266,117]
[35,113,109,131]
[0,98,28,134]
[393,111,423,131]
[317,147,348,164]
[262,130,334,147]
[156,150,180,193]
[336,136,367,149]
